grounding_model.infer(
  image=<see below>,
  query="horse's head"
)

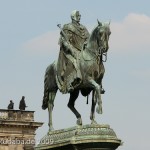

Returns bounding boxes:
[96,20,111,53]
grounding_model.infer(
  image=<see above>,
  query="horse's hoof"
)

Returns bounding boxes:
[90,114,95,120]
[76,118,82,126]
[96,107,102,114]
[48,126,54,132]
[91,120,97,125]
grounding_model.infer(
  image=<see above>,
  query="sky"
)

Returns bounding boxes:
[0,0,150,149]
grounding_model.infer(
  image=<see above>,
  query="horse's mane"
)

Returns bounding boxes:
[89,25,99,42]
[86,25,100,50]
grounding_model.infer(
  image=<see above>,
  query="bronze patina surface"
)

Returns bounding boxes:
[39,10,122,150]
[42,10,111,131]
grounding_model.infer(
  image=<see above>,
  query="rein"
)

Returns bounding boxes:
[84,46,107,63]
[99,47,107,62]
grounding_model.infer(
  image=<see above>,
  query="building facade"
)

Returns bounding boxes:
[0,109,43,150]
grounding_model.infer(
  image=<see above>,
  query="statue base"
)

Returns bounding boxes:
[35,124,122,150]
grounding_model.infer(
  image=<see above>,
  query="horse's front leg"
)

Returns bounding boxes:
[90,90,97,124]
[67,89,82,126]
[88,79,103,114]
[48,91,56,131]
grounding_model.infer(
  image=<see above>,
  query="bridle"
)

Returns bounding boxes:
[83,25,109,63]
[99,47,107,62]
[97,28,108,63]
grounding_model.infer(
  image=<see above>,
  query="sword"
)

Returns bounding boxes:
[57,24,75,58]
[57,24,70,44]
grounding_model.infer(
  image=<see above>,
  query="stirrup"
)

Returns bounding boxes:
[101,88,105,94]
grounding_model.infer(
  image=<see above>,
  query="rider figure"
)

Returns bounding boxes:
[57,10,90,93]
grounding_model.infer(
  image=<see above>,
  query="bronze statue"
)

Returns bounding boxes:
[19,96,27,110]
[42,10,111,131]
[7,100,14,109]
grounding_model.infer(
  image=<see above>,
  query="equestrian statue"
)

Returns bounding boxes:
[42,10,111,131]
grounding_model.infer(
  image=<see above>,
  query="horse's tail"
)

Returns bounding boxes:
[42,62,57,110]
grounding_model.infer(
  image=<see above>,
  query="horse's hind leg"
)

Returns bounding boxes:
[88,79,103,114]
[48,91,57,131]
[90,90,97,124]
[67,89,82,125]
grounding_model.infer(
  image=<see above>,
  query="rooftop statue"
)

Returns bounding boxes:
[42,10,111,131]
[19,96,27,110]
[7,100,14,109]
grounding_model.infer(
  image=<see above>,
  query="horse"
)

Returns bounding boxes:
[42,20,111,131]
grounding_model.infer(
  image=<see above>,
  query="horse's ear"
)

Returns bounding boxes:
[97,19,102,26]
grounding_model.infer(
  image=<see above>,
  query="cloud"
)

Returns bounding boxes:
[110,13,150,53]
[21,30,60,57]
[21,13,150,56]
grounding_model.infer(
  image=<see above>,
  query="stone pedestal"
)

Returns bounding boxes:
[0,109,43,150]
[35,124,122,150]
